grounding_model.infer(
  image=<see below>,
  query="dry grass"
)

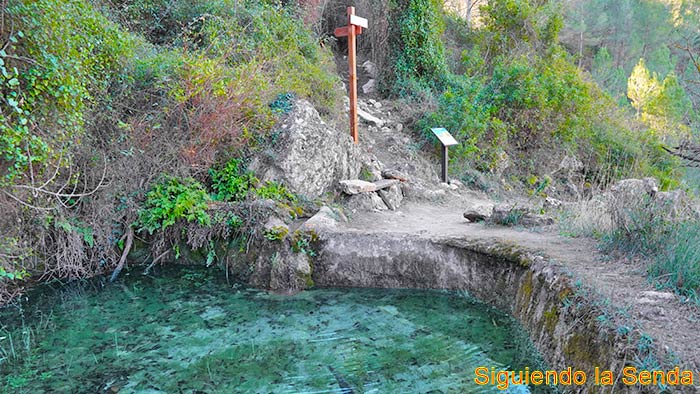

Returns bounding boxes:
[558,195,613,237]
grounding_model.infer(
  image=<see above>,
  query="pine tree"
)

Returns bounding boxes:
[627,58,661,117]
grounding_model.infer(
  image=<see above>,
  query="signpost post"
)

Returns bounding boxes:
[334,7,367,144]
[430,128,459,183]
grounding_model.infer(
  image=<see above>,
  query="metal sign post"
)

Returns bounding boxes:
[430,128,459,183]
[334,7,368,144]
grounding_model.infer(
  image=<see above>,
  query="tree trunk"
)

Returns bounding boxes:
[466,0,472,29]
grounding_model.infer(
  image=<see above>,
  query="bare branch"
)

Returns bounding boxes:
[110,226,133,282]
[663,141,700,167]
[143,249,170,275]
[5,155,109,210]
[11,155,108,199]
[1,190,54,211]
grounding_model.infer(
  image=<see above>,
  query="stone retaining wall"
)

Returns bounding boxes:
[311,231,665,394]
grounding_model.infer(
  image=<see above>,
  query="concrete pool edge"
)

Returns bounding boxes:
[310,229,683,394]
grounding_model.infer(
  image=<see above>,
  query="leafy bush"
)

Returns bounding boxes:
[209,159,258,202]
[255,181,296,202]
[138,177,212,234]
[264,226,289,241]
[1,0,134,184]
[291,230,318,257]
[0,237,30,283]
[209,158,296,203]
[0,267,29,282]
[481,0,562,55]
[387,0,449,95]
[0,0,338,298]
[650,221,700,299]
[269,93,296,115]
[415,0,680,188]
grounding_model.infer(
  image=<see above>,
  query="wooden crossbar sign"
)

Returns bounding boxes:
[334,7,367,144]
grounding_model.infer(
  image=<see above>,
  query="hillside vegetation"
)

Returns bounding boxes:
[0,0,697,301]
[0,0,339,300]
[383,0,688,191]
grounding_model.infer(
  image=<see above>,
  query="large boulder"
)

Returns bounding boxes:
[551,155,584,198]
[378,184,403,210]
[250,99,360,199]
[346,192,388,212]
[339,180,377,194]
[608,178,697,231]
[608,178,659,231]
[250,207,346,294]
[250,241,312,295]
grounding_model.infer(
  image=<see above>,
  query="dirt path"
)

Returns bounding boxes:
[348,97,700,373]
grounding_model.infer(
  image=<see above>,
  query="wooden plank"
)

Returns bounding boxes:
[347,6,358,144]
[350,14,368,28]
[334,25,362,38]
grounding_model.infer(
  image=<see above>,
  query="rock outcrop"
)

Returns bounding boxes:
[250,99,361,199]
[339,178,403,212]
[608,177,696,231]
[250,239,313,295]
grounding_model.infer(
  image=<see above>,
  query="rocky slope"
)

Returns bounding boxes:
[247,95,700,393]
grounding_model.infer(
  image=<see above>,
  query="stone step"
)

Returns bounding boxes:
[340,179,400,195]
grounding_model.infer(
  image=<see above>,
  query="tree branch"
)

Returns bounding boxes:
[110,226,134,282]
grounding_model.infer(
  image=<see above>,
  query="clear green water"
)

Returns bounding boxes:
[0,267,546,393]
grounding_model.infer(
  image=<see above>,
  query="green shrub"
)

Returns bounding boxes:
[117,0,339,114]
[264,226,289,241]
[387,0,449,96]
[291,230,317,257]
[0,267,29,282]
[209,158,296,203]
[416,0,680,188]
[481,0,563,55]
[650,221,700,299]
[255,181,296,202]
[138,177,212,234]
[212,211,243,229]
[269,93,296,115]
[0,237,31,282]
[209,159,258,202]
[1,0,135,184]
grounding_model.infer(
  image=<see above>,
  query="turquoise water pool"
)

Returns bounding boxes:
[0,266,548,393]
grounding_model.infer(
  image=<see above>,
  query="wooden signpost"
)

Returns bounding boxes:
[431,128,459,183]
[335,7,368,144]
